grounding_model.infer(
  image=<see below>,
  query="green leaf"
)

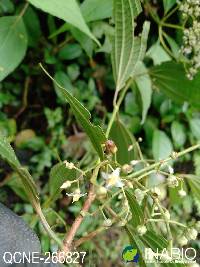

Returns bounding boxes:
[70,27,94,58]
[141,230,167,251]
[111,0,150,93]
[81,0,112,22]
[135,62,152,124]
[187,175,200,202]
[163,0,176,14]
[125,189,144,227]
[40,64,107,160]
[141,231,186,267]
[27,0,99,45]
[147,41,171,65]
[189,118,200,140]
[58,43,82,60]
[0,134,61,246]
[171,121,186,149]
[0,16,27,81]
[54,71,73,103]
[109,120,136,164]
[23,6,41,47]
[49,162,80,197]
[0,135,20,168]
[150,61,200,108]
[152,130,173,161]
[0,134,39,203]
[125,226,148,267]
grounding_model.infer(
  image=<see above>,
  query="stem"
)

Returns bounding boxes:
[74,227,105,248]
[127,144,200,180]
[161,22,184,30]
[162,5,179,23]
[159,27,174,58]
[147,219,186,228]
[155,199,173,250]
[57,184,96,254]
[106,81,131,138]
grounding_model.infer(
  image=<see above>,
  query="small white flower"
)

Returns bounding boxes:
[103,219,112,227]
[64,160,75,169]
[66,189,86,203]
[167,175,179,188]
[102,168,124,188]
[177,236,188,246]
[185,228,198,240]
[60,181,72,189]
[137,225,147,236]
[178,189,187,198]
[134,188,145,205]
[72,189,81,202]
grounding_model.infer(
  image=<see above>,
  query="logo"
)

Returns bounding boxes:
[122,246,139,263]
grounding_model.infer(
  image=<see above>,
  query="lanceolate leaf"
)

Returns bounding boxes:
[109,120,136,164]
[0,16,27,81]
[0,134,39,203]
[81,0,112,22]
[111,0,150,93]
[125,189,144,227]
[0,135,61,246]
[28,0,99,45]
[135,62,152,124]
[40,64,107,160]
[150,61,200,108]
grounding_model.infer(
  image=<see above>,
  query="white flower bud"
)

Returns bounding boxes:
[117,219,127,227]
[134,189,145,205]
[64,160,75,169]
[168,165,174,174]
[130,160,139,166]
[60,181,72,189]
[137,225,147,236]
[96,186,107,197]
[185,228,198,240]
[122,164,133,174]
[178,189,187,198]
[103,219,112,227]
[167,175,179,188]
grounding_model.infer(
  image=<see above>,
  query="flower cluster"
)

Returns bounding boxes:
[180,0,200,79]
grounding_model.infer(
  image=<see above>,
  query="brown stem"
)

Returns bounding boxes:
[58,184,96,254]
[74,227,105,248]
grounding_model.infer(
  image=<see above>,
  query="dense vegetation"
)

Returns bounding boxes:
[0,0,200,266]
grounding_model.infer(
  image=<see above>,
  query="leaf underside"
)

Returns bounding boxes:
[111,0,150,93]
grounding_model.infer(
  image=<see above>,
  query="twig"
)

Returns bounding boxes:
[15,77,30,118]
[58,184,96,254]
[74,227,105,248]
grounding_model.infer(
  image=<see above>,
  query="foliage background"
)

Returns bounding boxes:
[0,0,200,266]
